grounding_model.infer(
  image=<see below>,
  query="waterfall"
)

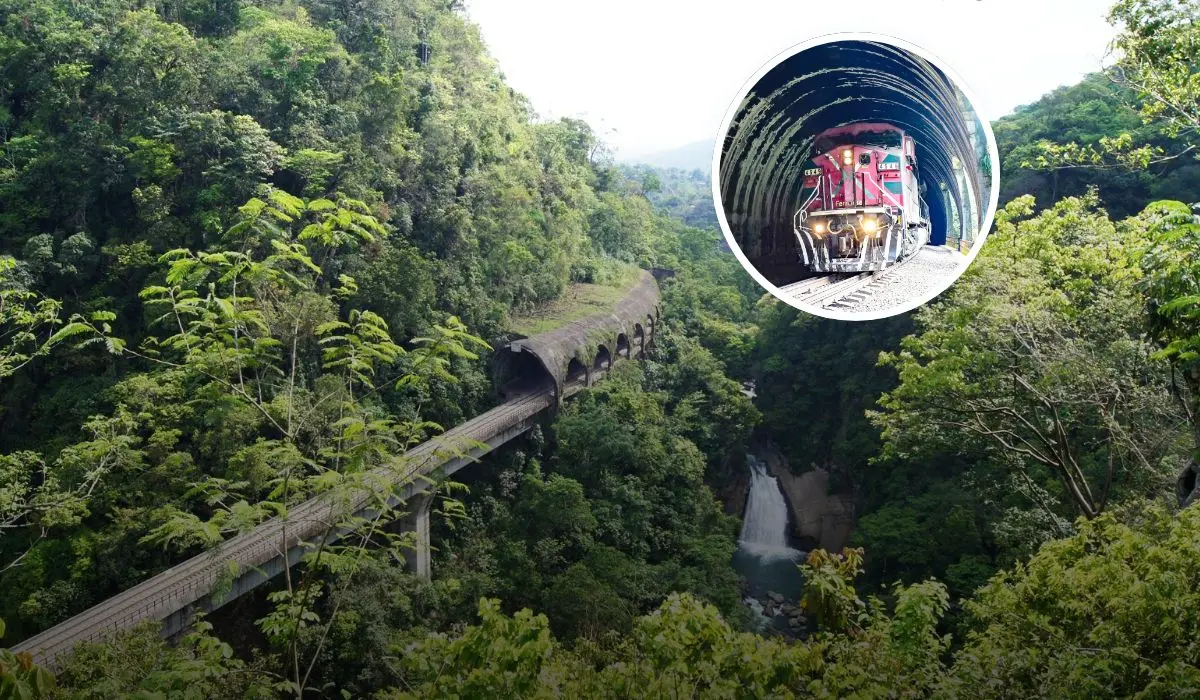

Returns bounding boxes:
[738,455,802,561]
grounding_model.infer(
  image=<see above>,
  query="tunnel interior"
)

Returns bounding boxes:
[493,347,556,399]
[719,40,992,285]
[617,333,630,358]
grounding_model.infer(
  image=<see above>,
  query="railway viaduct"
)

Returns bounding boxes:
[14,270,664,669]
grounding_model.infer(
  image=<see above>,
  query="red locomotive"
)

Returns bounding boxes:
[794,123,929,272]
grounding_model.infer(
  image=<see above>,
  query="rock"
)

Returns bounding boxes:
[768,591,784,604]
[788,617,803,629]
[756,443,856,552]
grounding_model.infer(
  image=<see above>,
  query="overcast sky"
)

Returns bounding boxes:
[465,0,1119,159]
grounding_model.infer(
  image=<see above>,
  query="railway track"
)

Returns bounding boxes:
[823,248,924,311]
[14,388,555,668]
[778,245,926,312]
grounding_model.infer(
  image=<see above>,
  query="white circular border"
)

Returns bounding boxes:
[711,31,1001,322]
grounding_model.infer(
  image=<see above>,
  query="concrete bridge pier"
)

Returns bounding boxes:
[401,492,433,580]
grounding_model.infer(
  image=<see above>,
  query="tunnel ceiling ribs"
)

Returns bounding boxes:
[719,41,990,284]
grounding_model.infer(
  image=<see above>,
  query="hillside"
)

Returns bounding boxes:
[626,138,715,172]
[3,0,1200,698]
[993,72,1200,217]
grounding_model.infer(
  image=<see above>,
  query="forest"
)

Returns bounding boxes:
[0,0,1199,697]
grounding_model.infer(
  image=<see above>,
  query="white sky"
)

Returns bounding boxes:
[464,0,1119,159]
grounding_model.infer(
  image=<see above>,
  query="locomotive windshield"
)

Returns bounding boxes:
[812,128,903,154]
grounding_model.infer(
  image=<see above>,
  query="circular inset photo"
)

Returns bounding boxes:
[714,34,999,320]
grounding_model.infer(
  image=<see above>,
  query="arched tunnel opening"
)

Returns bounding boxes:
[719,39,992,286]
[593,345,612,371]
[566,357,587,386]
[1180,463,1198,506]
[492,347,556,400]
[633,323,645,351]
[617,333,630,358]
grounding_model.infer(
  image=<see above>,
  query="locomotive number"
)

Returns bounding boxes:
[879,162,901,171]
[803,168,821,176]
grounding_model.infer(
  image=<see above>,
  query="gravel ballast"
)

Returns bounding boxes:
[825,245,967,314]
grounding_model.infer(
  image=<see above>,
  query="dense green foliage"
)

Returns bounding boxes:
[877,194,1185,521]
[623,165,718,230]
[0,0,767,694]
[751,308,910,483]
[746,0,1200,610]
[945,502,1200,698]
[0,0,704,642]
[435,349,756,640]
[994,73,1200,218]
[838,194,1193,622]
[397,501,1200,699]
[1138,200,1200,484]
[46,502,1200,698]
[3,0,1200,697]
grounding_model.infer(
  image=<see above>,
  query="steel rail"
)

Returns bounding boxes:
[804,272,874,306]
[778,273,848,298]
[820,242,926,310]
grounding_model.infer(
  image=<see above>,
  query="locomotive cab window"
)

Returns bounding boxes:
[859,153,872,165]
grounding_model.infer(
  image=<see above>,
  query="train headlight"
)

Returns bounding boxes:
[842,149,853,166]
[862,217,878,233]
[813,221,825,235]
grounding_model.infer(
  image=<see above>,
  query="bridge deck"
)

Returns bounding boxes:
[14,389,554,667]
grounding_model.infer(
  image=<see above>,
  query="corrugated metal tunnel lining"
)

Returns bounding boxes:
[719,40,992,285]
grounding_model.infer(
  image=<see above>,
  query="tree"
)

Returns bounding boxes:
[387,577,950,699]
[874,195,1187,520]
[1108,0,1200,143]
[992,73,1198,218]
[0,257,124,573]
[0,257,117,385]
[1022,1,1200,175]
[1136,200,1200,505]
[124,191,487,697]
[944,502,1200,698]
[0,617,55,699]
[52,619,275,698]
